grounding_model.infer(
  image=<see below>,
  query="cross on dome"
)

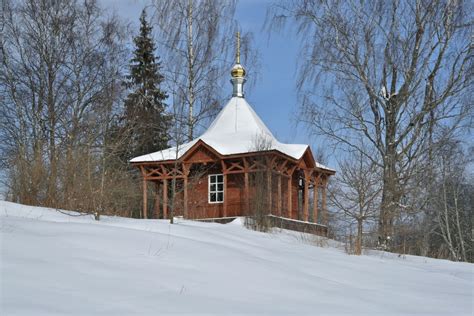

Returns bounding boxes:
[230,31,246,97]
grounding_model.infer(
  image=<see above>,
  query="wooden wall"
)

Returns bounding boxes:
[172,167,247,219]
[174,169,302,220]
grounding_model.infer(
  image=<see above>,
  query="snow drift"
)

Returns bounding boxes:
[1,201,472,315]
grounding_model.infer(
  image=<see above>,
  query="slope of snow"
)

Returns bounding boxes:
[130,97,313,164]
[1,201,472,315]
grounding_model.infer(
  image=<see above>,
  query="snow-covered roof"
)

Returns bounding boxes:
[130,97,331,171]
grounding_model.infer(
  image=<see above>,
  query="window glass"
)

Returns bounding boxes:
[209,174,224,203]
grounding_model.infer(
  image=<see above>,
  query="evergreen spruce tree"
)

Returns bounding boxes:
[123,9,170,159]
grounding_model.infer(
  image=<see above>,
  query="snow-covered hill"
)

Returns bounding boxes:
[1,201,472,315]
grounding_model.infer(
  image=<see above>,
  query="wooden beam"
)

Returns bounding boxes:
[277,174,282,216]
[227,161,245,172]
[131,149,335,174]
[144,176,185,180]
[219,168,291,176]
[145,167,162,177]
[287,166,297,219]
[243,158,250,215]
[287,176,292,219]
[267,169,272,214]
[276,159,288,173]
[221,161,227,218]
[154,182,160,219]
[313,173,319,223]
[183,175,188,219]
[163,179,168,220]
[223,173,227,217]
[143,177,148,219]
[303,170,310,222]
[322,176,327,225]
[160,164,168,177]
[266,155,276,214]
[183,163,190,219]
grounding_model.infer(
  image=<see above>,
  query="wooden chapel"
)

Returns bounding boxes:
[130,33,335,234]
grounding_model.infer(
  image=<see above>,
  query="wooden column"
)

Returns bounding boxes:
[287,166,296,219]
[277,174,282,216]
[183,163,190,219]
[183,175,188,219]
[154,182,160,219]
[141,166,148,219]
[243,158,250,215]
[287,176,292,219]
[163,179,168,219]
[221,161,227,218]
[322,176,327,225]
[266,156,275,214]
[223,173,227,217]
[303,170,310,222]
[143,179,148,219]
[313,173,319,223]
[267,169,272,214]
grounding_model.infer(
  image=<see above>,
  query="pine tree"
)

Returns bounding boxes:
[122,9,170,159]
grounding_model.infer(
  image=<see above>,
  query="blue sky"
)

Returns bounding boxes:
[101,0,330,163]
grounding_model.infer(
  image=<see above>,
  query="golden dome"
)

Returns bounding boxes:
[231,63,246,78]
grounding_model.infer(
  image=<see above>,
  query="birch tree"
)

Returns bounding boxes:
[152,0,259,142]
[0,0,129,212]
[430,140,472,261]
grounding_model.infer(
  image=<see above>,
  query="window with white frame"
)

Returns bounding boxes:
[208,174,224,203]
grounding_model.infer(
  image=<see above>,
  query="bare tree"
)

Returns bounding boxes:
[152,0,259,141]
[0,0,131,215]
[329,148,381,255]
[267,0,473,242]
[429,140,472,261]
[244,133,274,232]
[168,88,188,224]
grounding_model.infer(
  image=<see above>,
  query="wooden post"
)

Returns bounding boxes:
[243,158,250,215]
[322,176,327,225]
[221,161,227,218]
[287,176,292,219]
[313,173,319,223]
[287,166,296,219]
[267,169,272,214]
[183,163,190,219]
[154,182,160,219]
[163,179,168,220]
[266,156,275,214]
[223,173,227,217]
[183,175,188,218]
[303,170,310,222]
[277,174,282,216]
[142,177,148,219]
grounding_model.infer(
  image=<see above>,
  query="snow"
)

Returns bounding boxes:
[1,201,472,315]
[131,97,333,171]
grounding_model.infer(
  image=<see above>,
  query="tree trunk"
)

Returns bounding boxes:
[187,0,195,142]
[356,219,363,255]
[47,65,57,207]
[453,190,466,261]
[441,175,457,260]
[379,105,399,241]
